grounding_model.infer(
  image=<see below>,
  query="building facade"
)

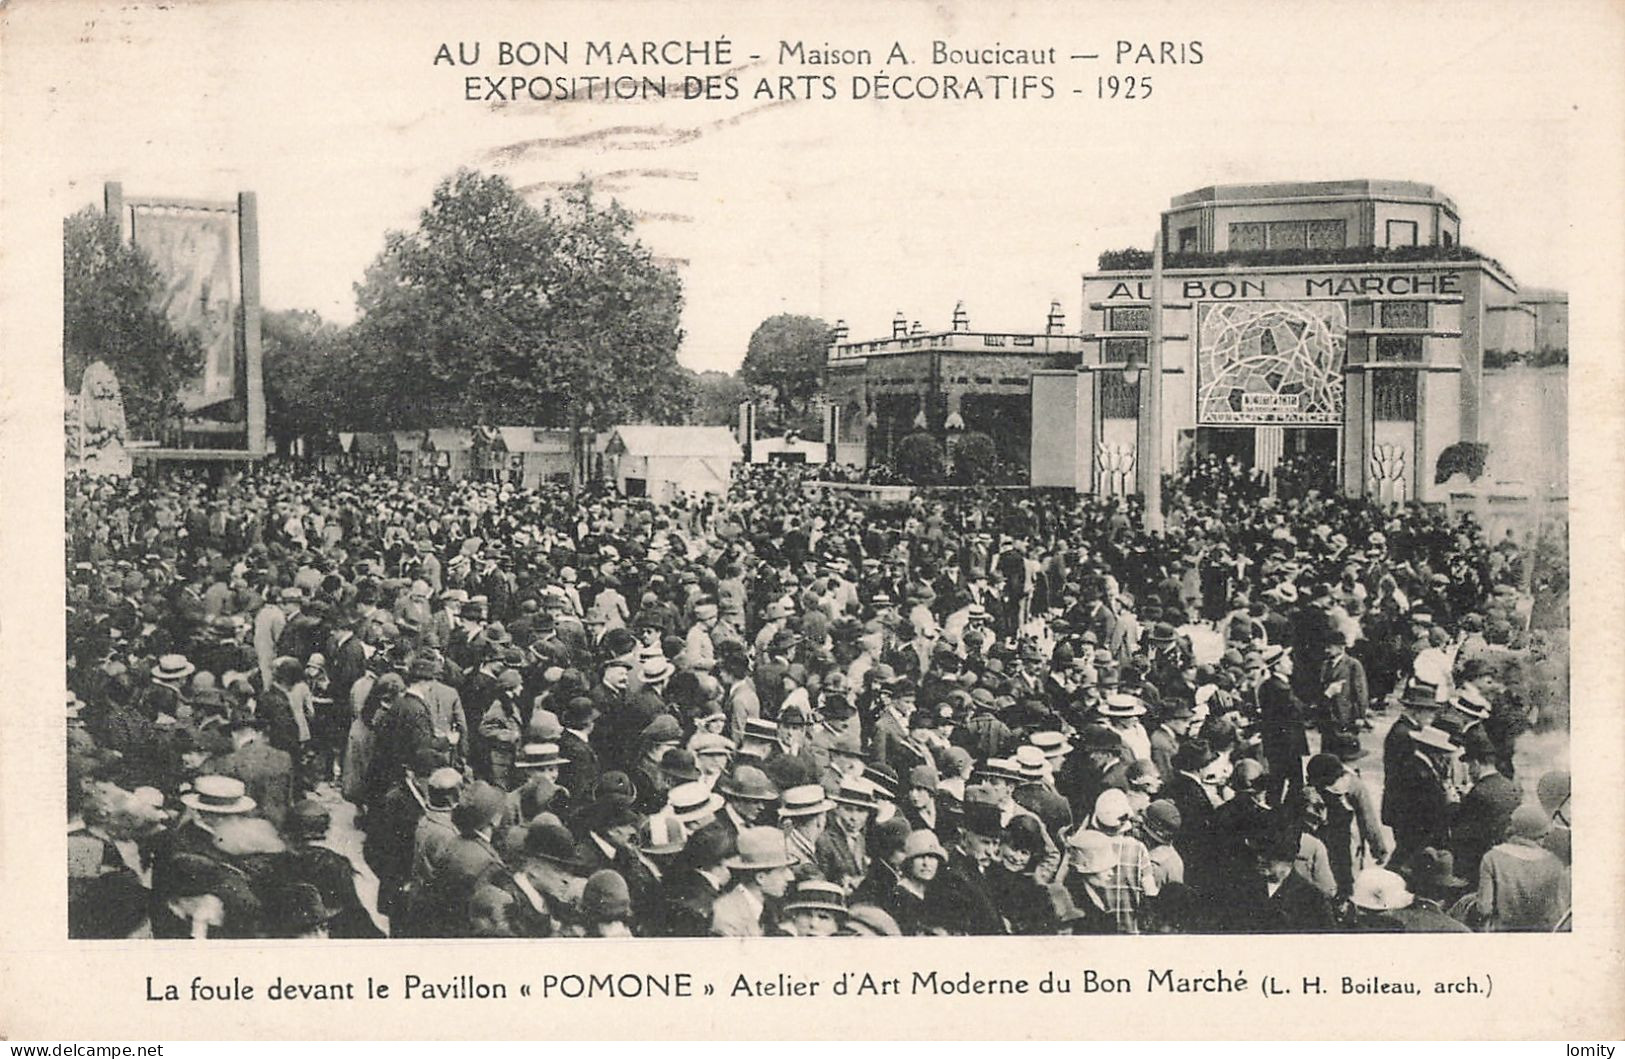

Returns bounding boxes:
[1040,179,1567,503]
[823,304,1085,476]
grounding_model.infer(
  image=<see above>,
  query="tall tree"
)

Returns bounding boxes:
[346,170,689,431]
[261,308,345,451]
[739,313,830,432]
[689,370,752,426]
[62,207,203,437]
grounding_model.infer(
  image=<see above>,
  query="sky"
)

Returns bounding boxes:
[8,0,1596,374]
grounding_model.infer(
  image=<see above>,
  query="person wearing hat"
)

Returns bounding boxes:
[1055,723,1126,828]
[1535,768,1571,865]
[208,711,295,831]
[882,829,957,936]
[474,667,526,788]
[556,696,601,800]
[1344,866,1416,932]
[815,778,878,892]
[937,798,1007,935]
[1386,720,1462,870]
[485,819,592,938]
[405,779,506,937]
[776,879,848,937]
[1302,748,1387,898]
[629,713,683,815]
[1099,692,1152,763]
[1476,804,1570,932]
[153,776,277,939]
[711,827,797,937]
[1058,828,1128,935]
[1137,799,1184,888]
[1445,724,1522,881]
[986,815,1058,934]
[1235,828,1336,934]
[1389,848,1471,932]
[1252,644,1307,805]
[865,664,915,778]
[254,586,299,689]
[715,764,780,842]
[1316,634,1371,739]
[664,780,725,836]
[280,798,384,939]
[402,648,470,774]
[504,742,570,827]
[777,783,835,870]
[655,824,733,938]
[1083,787,1158,933]
[578,869,636,938]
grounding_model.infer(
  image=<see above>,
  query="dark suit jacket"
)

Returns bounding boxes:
[557,730,600,800]
[210,740,294,829]
[1234,870,1335,933]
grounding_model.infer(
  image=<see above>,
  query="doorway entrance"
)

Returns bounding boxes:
[1195,427,1256,468]
[1276,427,1340,496]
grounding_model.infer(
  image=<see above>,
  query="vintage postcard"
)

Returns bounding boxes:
[1,0,1622,1042]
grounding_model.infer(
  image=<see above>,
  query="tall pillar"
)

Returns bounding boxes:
[238,192,267,455]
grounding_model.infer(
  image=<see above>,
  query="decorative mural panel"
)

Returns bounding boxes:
[1196,301,1347,425]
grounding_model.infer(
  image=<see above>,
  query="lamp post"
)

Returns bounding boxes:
[1137,231,1166,531]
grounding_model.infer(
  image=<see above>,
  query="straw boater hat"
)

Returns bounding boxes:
[1401,679,1444,709]
[1409,725,1459,754]
[1012,745,1050,782]
[1029,730,1073,759]
[782,879,848,916]
[1351,868,1415,913]
[778,784,835,820]
[665,781,725,823]
[151,654,196,683]
[1099,692,1149,719]
[181,775,256,815]
[515,742,567,770]
[639,813,687,857]
[830,778,880,812]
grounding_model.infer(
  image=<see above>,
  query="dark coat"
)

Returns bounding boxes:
[209,740,295,830]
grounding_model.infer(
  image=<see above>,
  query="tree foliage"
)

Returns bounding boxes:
[262,308,346,451]
[950,430,999,485]
[344,170,690,431]
[739,313,830,432]
[62,207,204,437]
[689,370,752,426]
[896,432,946,486]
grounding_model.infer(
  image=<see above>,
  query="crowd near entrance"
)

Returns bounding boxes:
[64,454,1569,940]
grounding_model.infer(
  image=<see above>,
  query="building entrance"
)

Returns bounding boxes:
[1195,427,1256,467]
[1276,426,1340,496]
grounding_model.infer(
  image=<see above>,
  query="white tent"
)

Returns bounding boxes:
[602,425,741,501]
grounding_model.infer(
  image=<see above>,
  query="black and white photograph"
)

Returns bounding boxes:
[6,0,1624,1043]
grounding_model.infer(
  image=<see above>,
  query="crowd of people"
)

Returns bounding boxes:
[65,453,1571,939]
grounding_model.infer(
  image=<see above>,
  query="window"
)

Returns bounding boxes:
[1229,222,1266,251]
[1386,220,1419,248]
[1374,335,1423,361]
[1380,302,1428,328]
[1013,335,1035,347]
[1373,371,1418,421]
[982,335,1006,347]
[1441,229,1455,248]
[1102,337,1147,364]
[1178,226,1199,252]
